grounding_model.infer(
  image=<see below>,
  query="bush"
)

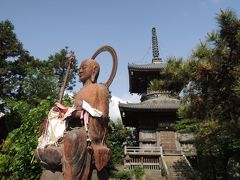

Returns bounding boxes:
[113,169,132,180]
[112,166,145,180]
[133,166,145,180]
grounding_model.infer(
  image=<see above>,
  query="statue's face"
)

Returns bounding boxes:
[79,60,93,83]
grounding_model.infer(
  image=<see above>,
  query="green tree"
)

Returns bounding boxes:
[177,9,240,179]
[21,48,78,106]
[149,57,190,96]
[0,20,23,99]
[0,20,78,179]
[48,47,78,91]
[107,120,136,171]
[0,20,22,60]
[0,99,53,179]
[0,19,77,104]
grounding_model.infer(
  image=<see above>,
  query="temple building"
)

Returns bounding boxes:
[118,28,196,179]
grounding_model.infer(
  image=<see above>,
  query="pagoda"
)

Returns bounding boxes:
[118,28,196,179]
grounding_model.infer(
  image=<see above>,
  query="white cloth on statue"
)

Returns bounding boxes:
[81,100,102,117]
[37,107,76,148]
[37,100,102,149]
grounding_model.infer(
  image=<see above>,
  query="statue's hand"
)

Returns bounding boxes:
[54,102,68,118]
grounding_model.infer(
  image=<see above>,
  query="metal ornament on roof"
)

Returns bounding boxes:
[152,27,162,63]
[91,45,118,88]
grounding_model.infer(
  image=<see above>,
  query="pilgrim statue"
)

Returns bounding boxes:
[35,46,118,180]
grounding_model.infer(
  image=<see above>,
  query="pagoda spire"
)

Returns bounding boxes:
[152,27,162,63]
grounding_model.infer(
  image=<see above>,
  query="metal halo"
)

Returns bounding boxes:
[91,45,118,88]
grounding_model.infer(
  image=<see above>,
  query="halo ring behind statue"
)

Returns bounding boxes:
[91,45,118,88]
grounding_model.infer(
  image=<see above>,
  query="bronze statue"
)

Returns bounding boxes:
[35,46,118,180]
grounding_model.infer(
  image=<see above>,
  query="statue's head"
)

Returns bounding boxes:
[79,59,100,85]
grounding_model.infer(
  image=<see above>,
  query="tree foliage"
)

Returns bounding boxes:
[148,9,240,179]
[149,57,190,96]
[107,120,136,171]
[0,20,23,99]
[176,9,240,179]
[0,19,78,179]
[0,19,78,104]
[48,47,78,91]
[0,20,23,60]
[0,99,53,179]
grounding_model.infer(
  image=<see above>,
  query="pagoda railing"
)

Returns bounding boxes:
[141,90,172,101]
[124,146,163,170]
[124,146,162,155]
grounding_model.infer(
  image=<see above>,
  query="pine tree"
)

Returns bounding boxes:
[177,9,240,179]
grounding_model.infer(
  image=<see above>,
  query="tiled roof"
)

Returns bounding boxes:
[119,102,179,111]
[119,96,180,111]
[128,62,167,94]
[128,62,166,71]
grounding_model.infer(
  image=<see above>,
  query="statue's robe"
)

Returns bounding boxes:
[37,83,111,180]
[62,83,111,180]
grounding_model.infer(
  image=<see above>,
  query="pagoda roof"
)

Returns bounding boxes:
[119,101,179,111]
[128,62,166,71]
[119,95,180,111]
[119,94,180,127]
[128,62,166,94]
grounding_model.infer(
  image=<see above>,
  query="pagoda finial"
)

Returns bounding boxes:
[152,27,162,63]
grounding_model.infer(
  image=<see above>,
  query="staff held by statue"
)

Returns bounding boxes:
[58,52,75,103]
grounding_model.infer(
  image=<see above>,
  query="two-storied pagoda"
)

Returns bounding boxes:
[119,28,196,179]
[119,27,181,154]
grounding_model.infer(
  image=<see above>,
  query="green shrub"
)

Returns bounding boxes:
[133,166,145,180]
[113,169,132,180]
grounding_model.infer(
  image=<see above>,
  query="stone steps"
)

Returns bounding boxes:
[163,155,195,180]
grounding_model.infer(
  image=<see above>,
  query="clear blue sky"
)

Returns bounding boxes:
[1,0,239,101]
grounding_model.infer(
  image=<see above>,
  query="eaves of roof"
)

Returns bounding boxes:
[128,62,166,71]
[119,102,180,111]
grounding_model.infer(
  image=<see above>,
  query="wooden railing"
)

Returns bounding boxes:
[124,146,162,170]
[123,146,197,178]
[160,154,169,176]
[124,146,162,155]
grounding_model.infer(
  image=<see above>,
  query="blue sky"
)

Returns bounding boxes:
[1,0,239,101]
